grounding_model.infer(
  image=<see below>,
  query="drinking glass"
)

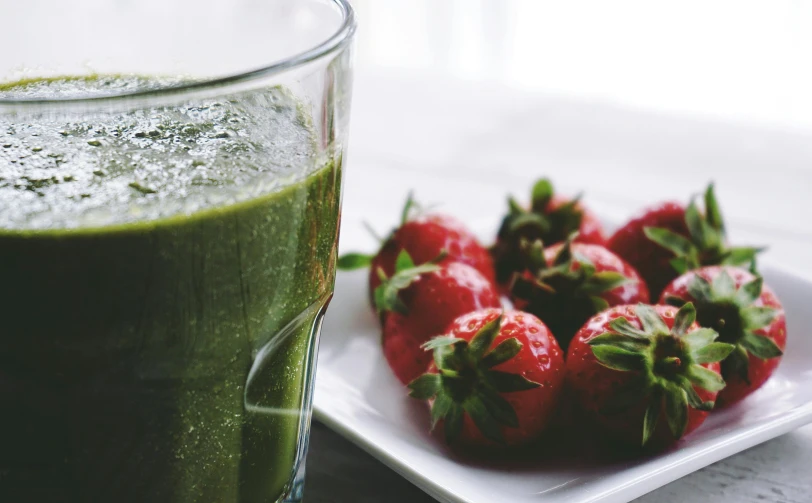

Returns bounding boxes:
[0,1,355,502]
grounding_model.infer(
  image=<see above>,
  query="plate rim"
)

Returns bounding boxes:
[313,397,812,503]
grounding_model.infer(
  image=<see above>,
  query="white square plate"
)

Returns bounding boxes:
[313,223,812,503]
[313,72,812,503]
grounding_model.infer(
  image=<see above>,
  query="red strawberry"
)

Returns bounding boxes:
[491,178,607,288]
[509,238,649,351]
[608,184,763,298]
[377,252,500,385]
[659,266,786,406]
[338,194,496,309]
[607,201,688,298]
[567,303,733,449]
[408,309,565,448]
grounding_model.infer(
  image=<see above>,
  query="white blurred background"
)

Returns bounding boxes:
[341,0,812,278]
[353,0,812,129]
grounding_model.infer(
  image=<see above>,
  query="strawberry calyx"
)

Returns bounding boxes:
[491,178,584,284]
[663,269,782,385]
[510,236,628,349]
[644,184,764,276]
[337,252,373,270]
[407,314,540,445]
[373,249,446,315]
[588,303,734,446]
[337,192,424,271]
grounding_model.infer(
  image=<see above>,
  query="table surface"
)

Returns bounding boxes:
[306,2,812,501]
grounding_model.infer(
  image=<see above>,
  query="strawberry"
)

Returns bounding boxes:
[608,184,763,298]
[408,309,565,448]
[376,252,501,385]
[490,178,607,288]
[338,194,496,309]
[607,201,687,298]
[659,266,786,406]
[567,303,733,449]
[510,238,650,350]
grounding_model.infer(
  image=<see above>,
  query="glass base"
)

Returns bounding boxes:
[276,401,310,503]
[281,476,306,503]
[276,297,329,503]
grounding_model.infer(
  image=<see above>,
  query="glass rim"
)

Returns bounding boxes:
[0,0,356,109]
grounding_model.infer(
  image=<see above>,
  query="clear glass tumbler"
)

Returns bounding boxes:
[0,1,355,502]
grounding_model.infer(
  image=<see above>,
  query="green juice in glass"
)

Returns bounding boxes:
[0,76,341,503]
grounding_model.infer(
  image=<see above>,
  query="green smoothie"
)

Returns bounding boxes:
[0,76,342,502]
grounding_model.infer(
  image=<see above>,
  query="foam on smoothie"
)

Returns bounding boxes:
[0,75,317,229]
